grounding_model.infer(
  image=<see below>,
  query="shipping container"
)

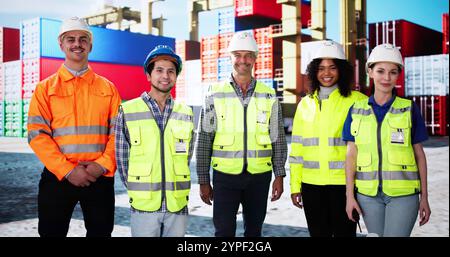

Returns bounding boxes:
[254,26,282,79]
[405,54,449,96]
[0,64,3,101]
[176,40,200,61]
[3,100,22,137]
[369,19,443,57]
[218,32,234,57]
[443,13,449,54]
[368,19,443,95]
[0,101,4,136]
[201,35,219,82]
[1,27,20,62]
[235,0,281,20]
[21,17,175,65]
[22,58,169,101]
[3,60,21,101]
[218,57,232,81]
[184,60,203,106]
[410,95,448,136]
[218,7,235,34]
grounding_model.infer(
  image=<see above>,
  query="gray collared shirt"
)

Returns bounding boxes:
[195,75,287,184]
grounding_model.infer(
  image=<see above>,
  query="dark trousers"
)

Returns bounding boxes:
[212,169,272,237]
[38,167,115,237]
[302,183,356,237]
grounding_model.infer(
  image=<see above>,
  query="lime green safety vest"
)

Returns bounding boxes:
[122,97,194,212]
[351,96,420,197]
[210,81,276,174]
[289,89,367,193]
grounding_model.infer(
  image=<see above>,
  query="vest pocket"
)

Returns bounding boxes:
[171,126,191,155]
[129,127,143,155]
[256,134,272,145]
[387,150,416,166]
[351,118,370,144]
[213,134,235,148]
[387,118,411,147]
[357,152,372,168]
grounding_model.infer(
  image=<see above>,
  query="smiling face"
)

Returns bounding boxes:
[317,59,339,87]
[368,62,400,95]
[146,59,177,94]
[59,30,92,64]
[230,50,256,76]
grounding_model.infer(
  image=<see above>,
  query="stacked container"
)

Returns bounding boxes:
[175,40,200,103]
[1,27,21,137]
[234,0,282,31]
[405,54,449,136]
[368,19,443,97]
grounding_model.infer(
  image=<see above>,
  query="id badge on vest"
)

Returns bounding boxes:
[257,111,268,124]
[391,129,405,144]
[175,139,187,153]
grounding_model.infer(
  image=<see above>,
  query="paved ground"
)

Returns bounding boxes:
[0,136,448,237]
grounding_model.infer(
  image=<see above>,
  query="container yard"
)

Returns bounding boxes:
[0,0,448,241]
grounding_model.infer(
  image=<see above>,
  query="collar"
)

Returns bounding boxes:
[141,91,173,104]
[229,74,256,91]
[58,64,95,84]
[368,94,396,108]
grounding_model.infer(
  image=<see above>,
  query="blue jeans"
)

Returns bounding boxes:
[130,210,188,237]
[357,189,419,237]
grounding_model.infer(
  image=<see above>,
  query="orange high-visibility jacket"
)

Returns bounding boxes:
[27,64,122,181]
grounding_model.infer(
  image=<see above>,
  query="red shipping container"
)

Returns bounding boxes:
[368,20,443,97]
[410,95,448,136]
[218,32,234,58]
[235,0,281,20]
[443,13,449,54]
[24,58,175,101]
[1,27,20,62]
[176,40,200,61]
[254,26,282,79]
[301,1,312,29]
[369,20,443,57]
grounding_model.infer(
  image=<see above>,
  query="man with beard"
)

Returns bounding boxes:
[196,31,287,237]
[27,17,121,237]
[114,45,194,237]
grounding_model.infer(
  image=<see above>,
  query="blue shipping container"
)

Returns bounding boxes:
[21,18,175,66]
[218,7,235,34]
[218,57,231,81]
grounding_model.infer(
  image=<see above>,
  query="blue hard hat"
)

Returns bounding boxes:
[143,45,182,75]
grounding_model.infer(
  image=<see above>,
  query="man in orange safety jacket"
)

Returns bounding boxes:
[27,17,121,237]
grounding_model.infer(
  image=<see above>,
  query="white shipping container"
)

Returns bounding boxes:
[21,18,40,60]
[0,64,3,100]
[22,58,40,99]
[3,60,22,101]
[405,54,449,96]
[0,27,3,62]
[184,60,203,106]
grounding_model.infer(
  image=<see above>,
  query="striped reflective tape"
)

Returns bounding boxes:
[28,115,51,127]
[128,181,191,191]
[124,111,154,122]
[52,126,109,137]
[59,143,106,154]
[27,129,52,143]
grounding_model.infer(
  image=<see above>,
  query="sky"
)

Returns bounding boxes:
[0,0,448,43]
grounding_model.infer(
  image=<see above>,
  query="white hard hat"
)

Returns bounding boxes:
[313,40,346,60]
[228,31,259,55]
[366,43,403,72]
[58,17,93,43]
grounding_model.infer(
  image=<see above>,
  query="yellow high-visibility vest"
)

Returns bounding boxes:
[351,96,420,197]
[290,89,367,193]
[210,81,277,174]
[122,97,193,212]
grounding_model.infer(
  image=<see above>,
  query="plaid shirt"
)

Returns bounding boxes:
[196,75,287,184]
[115,92,193,215]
